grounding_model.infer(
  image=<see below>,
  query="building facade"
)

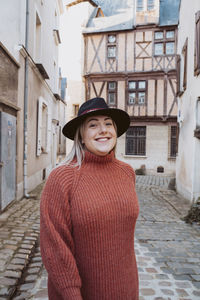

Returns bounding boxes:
[176,0,200,203]
[0,0,66,211]
[66,0,180,175]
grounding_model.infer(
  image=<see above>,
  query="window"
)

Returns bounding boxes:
[37,97,51,156]
[182,38,188,90]
[74,104,79,116]
[107,81,117,106]
[154,30,175,56]
[107,35,116,58]
[194,11,200,76]
[136,0,143,11]
[126,126,146,155]
[147,0,154,10]
[128,80,146,105]
[41,103,48,152]
[170,126,177,157]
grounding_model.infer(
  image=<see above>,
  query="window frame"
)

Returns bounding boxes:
[169,125,178,158]
[73,104,79,116]
[127,80,147,106]
[107,34,117,59]
[154,29,175,56]
[126,126,146,156]
[147,0,154,11]
[136,0,144,11]
[107,81,117,107]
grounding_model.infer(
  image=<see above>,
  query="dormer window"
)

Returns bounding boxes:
[147,0,154,11]
[136,0,155,12]
[136,0,143,11]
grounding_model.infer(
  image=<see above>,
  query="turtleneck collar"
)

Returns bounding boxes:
[83,150,115,164]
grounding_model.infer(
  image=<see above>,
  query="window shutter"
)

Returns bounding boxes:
[46,108,52,153]
[176,55,181,95]
[182,38,188,90]
[194,11,200,76]
[36,97,43,156]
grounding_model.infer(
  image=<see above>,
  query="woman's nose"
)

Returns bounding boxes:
[99,124,107,133]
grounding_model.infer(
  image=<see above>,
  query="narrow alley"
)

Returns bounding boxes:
[0,176,200,300]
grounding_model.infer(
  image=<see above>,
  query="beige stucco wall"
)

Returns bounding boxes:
[117,124,176,176]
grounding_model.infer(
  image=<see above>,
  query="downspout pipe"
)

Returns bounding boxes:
[23,0,30,198]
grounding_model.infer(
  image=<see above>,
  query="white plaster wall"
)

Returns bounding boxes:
[0,0,26,62]
[27,0,62,93]
[117,125,176,175]
[176,0,200,202]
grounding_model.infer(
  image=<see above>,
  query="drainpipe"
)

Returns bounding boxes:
[23,0,30,198]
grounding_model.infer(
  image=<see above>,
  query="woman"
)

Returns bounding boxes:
[40,97,139,300]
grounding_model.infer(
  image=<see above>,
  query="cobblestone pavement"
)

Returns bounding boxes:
[0,177,200,299]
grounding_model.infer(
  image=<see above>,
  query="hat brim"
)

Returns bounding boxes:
[62,108,130,140]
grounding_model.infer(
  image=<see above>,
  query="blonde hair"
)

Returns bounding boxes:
[63,117,117,168]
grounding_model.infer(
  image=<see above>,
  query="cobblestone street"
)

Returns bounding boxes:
[0,176,200,299]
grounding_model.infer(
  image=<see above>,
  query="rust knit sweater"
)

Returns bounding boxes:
[40,151,139,300]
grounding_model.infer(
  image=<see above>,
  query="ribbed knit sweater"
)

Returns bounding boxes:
[40,151,139,300]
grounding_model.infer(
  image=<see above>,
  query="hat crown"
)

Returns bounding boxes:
[78,97,108,117]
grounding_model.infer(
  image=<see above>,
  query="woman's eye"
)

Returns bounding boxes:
[89,123,97,128]
[106,122,113,126]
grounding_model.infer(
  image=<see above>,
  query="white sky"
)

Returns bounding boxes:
[59,1,88,80]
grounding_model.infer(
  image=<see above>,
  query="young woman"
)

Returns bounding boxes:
[40,97,139,300]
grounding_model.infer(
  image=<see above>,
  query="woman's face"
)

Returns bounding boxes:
[82,115,117,156]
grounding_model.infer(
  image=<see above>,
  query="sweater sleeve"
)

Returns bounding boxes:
[40,166,83,299]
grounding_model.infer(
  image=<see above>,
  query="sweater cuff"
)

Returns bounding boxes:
[63,287,82,299]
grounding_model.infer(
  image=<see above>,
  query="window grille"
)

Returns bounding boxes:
[170,126,177,157]
[107,82,117,106]
[128,80,146,105]
[154,30,175,56]
[126,126,146,155]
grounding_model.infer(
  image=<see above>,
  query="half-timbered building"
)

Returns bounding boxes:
[66,0,181,175]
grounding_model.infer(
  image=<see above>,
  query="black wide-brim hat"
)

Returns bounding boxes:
[62,97,130,140]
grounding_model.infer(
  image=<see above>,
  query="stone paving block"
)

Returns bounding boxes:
[172,274,192,281]
[7,264,25,271]
[161,288,174,295]
[192,281,200,289]
[176,288,189,297]
[191,275,200,281]
[18,249,31,254]
[27,267,40,274]
[193,289,200,296]
[175,281,192,288]
[12,292,30,299]
[4,270,22,278]
[15,253,29,260]
[20,244,34,250]
[19,282,35,291]
[25,274,38,282]
[158,281,172,287]
[11,258,27,265]
[0,286,15,297]
[141,288,156,296]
